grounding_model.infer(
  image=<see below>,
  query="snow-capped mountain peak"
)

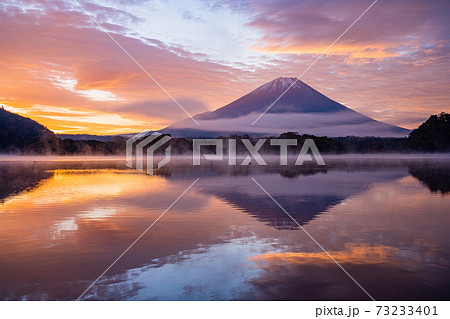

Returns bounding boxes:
[250,77,306,95]
[162,77,410,138]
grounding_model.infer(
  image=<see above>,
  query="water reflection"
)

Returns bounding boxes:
[0,157,449,300]
[194,169,406,229]
[0,162,52,202]
[249,242,450,301]
[408,163,450,194]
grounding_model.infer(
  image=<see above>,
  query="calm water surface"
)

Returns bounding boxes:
[0,156,449,300]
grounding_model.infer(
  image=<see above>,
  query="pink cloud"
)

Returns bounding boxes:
[0,0,448,134]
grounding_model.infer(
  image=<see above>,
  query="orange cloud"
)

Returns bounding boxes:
[250,244,400,266]
[0,0,449,134]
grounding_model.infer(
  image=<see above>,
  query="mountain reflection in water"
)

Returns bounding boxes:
[0,157,449,300]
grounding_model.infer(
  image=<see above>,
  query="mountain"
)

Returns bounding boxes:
[162,77,410,137]
[0,107,55,152]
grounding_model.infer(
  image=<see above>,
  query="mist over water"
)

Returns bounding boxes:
[0,156,449,300]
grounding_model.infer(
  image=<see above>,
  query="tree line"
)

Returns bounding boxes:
[1,107,449,155]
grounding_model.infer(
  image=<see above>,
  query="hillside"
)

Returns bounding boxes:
[0,107,55,152]
[408,112,450,152]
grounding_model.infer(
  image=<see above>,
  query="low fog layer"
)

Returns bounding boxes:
[166,110,410,137]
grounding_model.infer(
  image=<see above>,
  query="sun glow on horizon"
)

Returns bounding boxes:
[1,104,161,135]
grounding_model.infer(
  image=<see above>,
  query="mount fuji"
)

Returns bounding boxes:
[162,77,409,137]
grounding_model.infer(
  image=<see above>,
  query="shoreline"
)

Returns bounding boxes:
[1,153,449,162]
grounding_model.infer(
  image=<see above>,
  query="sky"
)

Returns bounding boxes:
[0,0,449,134]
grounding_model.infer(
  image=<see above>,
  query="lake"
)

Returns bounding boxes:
[0,156,449,300]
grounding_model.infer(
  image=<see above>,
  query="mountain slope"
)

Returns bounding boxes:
[199,77,345,119]
[408,112,450,151]
[163,77,410,137]
[0,107,55,151]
